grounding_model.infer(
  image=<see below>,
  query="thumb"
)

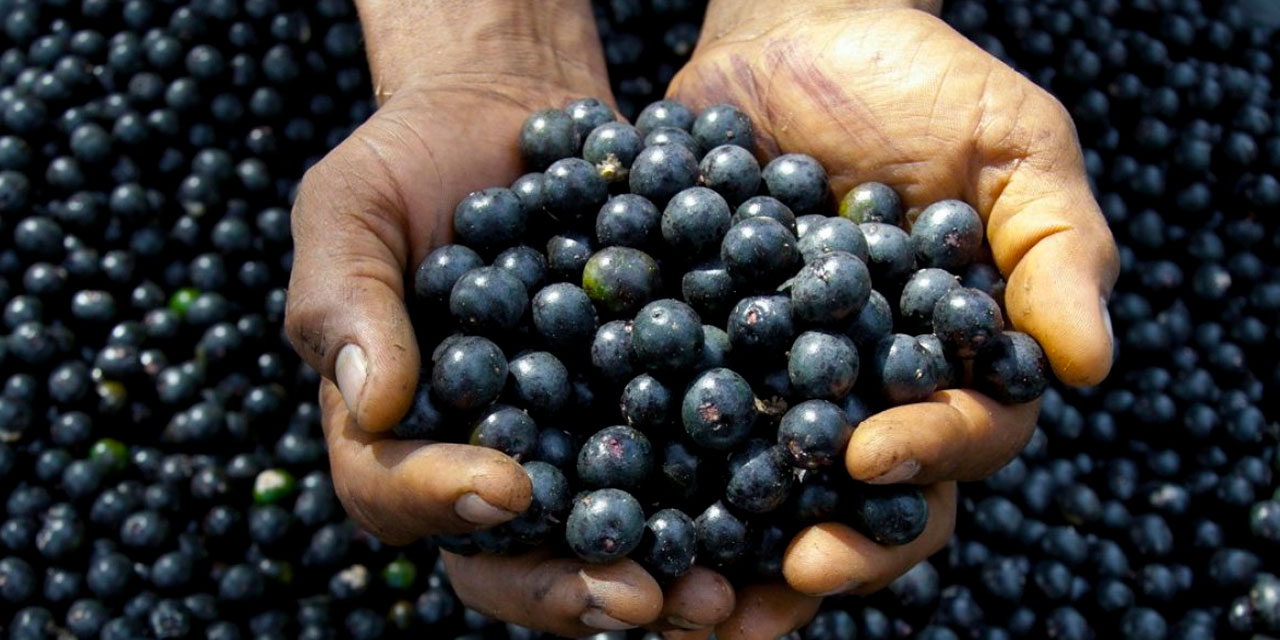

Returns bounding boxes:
[285,138,420,432]
[982,105,1119,387]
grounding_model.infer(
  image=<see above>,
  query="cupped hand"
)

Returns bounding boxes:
[285,3,739,633]
[663,0,1119,635]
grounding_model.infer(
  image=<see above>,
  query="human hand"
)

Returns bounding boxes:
[660,0,1119,635]
[287,1,742,634]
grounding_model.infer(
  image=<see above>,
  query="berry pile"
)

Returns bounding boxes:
[591,1,705,120]
[1,0,1280,638]
[406,98,1048,577]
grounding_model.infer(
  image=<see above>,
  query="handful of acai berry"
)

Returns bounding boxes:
[397,97,1049,582]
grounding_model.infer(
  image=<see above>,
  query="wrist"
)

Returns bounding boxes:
[698,0,941,47]
[356,0,610,102]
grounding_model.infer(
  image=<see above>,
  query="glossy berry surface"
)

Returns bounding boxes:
[565,489,645,563]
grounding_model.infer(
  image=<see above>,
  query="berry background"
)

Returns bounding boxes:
[1,0,1279,638]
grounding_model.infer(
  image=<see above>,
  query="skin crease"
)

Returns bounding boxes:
[286,0,1118,637]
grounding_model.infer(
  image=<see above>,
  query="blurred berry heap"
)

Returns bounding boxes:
[0,0,1279,639]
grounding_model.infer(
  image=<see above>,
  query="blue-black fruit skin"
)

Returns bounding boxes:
[595,194,661,249]
[630,143,699,206]
[519,108,579,171]
[635,100,695,137]
[505,461,571,545]
[917,333,962,391]
[681,259,738,324]
[533,428,578,471]
[841,181,904,225]
[790,251,872,327]
[727,295,795,360]
[391,380,447,440]
[699,325,732,371]
[471,405,539,462]
[431,336,508,411]
[542,157,608,224]
[620,373,673,430]
[565,98,616,142]
[506,351,571,416]
[975,331,1050,404]
[581,246,663,317]
[510,172,546,218]
[762,153,829,214]
[911,199,984,271]
[932,287,1005,359]
[779,399,854,470]
[661,186,732,257]
[720,216,801,288]
[644,127,700,157]
[798,217,869,264]
[691,104,754,154]
[861,222,917,286]
[590,320,636,386]
[848,483,929,546]
[961,262,1006,308]
[494,245,548,294]
[788,331,859,401]
[452,188,526,253]
[565,488,646,563]
[636,508,697,579]
[531,283,598,353]
[734,195,797,236]
[584,122,644,182]
[661,440,703,503]
[845,289,894,349]
[725,440,796,514]
[448,266,529,335]
[695,500,750,566]
[414,245,484,304]
[682,367,758,451]
[577,425,653,490]
[869,333,940,405]
[629,298,704,376]
[546,232,595,283]
[791,471,844,523]
[699,144,761,205]
[900,268,962,333]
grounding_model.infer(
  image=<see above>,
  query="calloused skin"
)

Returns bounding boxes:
[286,1,1118,638]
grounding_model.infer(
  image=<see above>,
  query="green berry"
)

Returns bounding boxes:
[381,556,417,590]
[252,468,297,506]
[89,438,128,473]
[168,286,201,317]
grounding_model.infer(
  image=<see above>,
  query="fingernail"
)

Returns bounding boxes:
[1100,295,1114,340]
[580,609,636,631]
[818,579,863,597]
[454,492,518,526]
[667,615,704,630]
[869,459,920,484]
[335,344,368,417]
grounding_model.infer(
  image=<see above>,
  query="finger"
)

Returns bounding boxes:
[650,567,736,632]
[285,132,420,433]
[782,482,956,596]
[713,583,821,640]
[443,550,663,637]
[979,91,1119,388]
[321,381,531,543]
[845,389,1039,485]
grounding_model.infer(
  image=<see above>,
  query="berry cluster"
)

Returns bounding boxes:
[407,97,1048,578]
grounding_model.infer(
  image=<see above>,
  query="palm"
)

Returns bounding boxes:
[669,6,1115,386]
[327,82,606,269]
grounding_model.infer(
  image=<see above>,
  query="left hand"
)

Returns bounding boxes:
[655,0,1118,636]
